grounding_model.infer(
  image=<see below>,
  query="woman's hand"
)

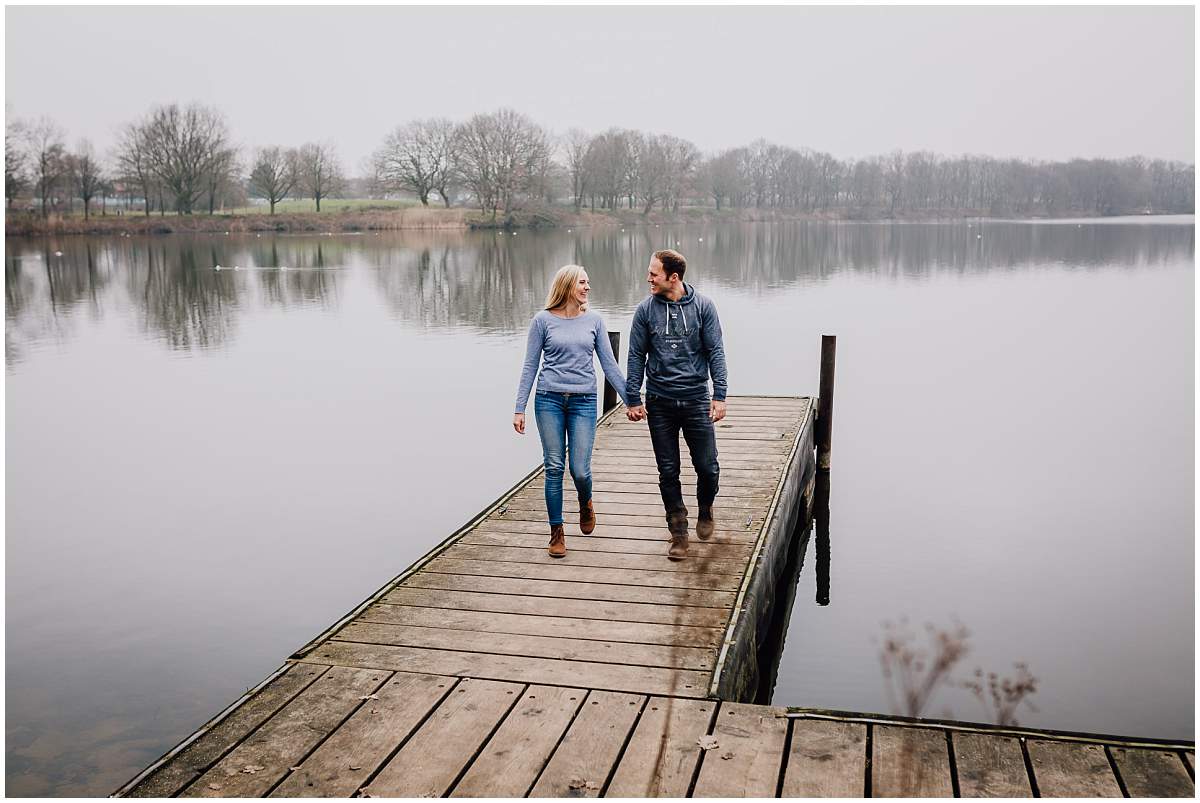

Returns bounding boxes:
[513,413,526,434]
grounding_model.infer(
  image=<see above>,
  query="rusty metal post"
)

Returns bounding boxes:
[602,331,622,412]
[816,335,836,470]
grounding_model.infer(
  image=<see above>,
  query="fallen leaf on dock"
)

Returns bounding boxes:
[207,783,222,791]
[359,693,380,701]
[721,751,735,760]
[289,767,302,772]
[349,764,362,771]
[241,764,266,774]
[697,735,719,750]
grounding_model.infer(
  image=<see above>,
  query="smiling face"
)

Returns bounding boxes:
[574,271,590,306]
[647,258,674,296]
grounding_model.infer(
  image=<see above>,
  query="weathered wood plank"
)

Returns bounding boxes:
[488,509,764,532]
[1186,751,1195,772]
[360,600,723,647]
[402,571,736,608]
[363,678,523,798]
[606,697,717,798]
[474,517,759,543]
[451,685,585,797]
[1109,747,1194,797]
[334,621,716,670]
[501,499,768,520]
[582,488,773,504]
[528,690,645,797]
[871,725,954,797]
[781,719,867,797]
[300,641,711,698]
[268,672,453,797]
[425,557,743,591]
[1026,740,1122,797]
[127,664,328,797]
[380,586,731,628]
[692,702,789,797]
[181,665,389,797]
[461,529,754,558]
[509,489,768,510]
[441,543,749,575]
[951,732,1032,798]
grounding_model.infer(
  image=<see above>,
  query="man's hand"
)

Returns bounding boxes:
[626,405,646,422]
[513,413,525,434]
[710,400,727,423]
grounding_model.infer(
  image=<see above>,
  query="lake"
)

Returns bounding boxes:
[5,217,1194,796]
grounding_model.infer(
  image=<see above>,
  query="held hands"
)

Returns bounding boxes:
[710,400,727,423]
[513,413,525,434]
[626,405,646,422]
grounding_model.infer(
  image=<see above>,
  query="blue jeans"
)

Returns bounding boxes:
[534,391,597,526]
[646,394,720,515]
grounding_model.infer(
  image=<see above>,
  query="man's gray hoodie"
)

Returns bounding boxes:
[625,282,727,406]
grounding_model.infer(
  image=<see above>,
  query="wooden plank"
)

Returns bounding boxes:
[528,690,645,797]
[591,457,784,470]
[487,509,764,532]
[501,499,769,520]
[473,518,759,543]
[440,543,749,575]
[950,732,1031,798]
[871,725,954,797]
[781,719,867,797]
[606,697,717,797]
[360,601,723,647]
[692,702,789,797]
[127,664,328,797]
[380,586,731,628]
[583,489,773,504]
[425,557,743,591]
[509,490,768,510]
[1186,751,1195,772]
[181,665,389,797]
[268,672,453,797]
[334,621,716,670]
[402,571,736,608]
[1109,747,1194,797]
[451,685,585,798]
[1026,740,1122,797]
[363,678,522,798]
[461,530,753,557]
[300,641,711,698]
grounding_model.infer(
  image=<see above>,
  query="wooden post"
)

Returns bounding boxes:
[602,331,622,412]
[816,335,836,470]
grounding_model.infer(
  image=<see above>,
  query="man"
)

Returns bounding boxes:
[625,249,727,560]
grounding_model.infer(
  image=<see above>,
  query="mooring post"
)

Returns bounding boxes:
[602,331,622,412]
[816,335,836,470]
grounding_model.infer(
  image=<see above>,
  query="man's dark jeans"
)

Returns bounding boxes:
[645,394,720,515]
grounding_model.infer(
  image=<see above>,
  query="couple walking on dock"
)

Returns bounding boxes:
[513,248,728,561]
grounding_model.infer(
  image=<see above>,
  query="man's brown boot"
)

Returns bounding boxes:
[548,524,567,558]
[696,507,715,541]
[579,499,596,535]
[667,509,689,561]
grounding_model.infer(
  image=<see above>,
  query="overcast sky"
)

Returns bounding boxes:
[5,6,1194,172]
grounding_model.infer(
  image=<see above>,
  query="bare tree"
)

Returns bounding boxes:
[202,146,239,214]
[561,128,591,211]
[375,118,457,207]
[25,117,67,217]
[6,118,27,209]
[296,141,344,212]
[454,109,551,220]
[68,139,105,219]
[115,120,155,216]
[248,146,298,214]
[140,103,233,214]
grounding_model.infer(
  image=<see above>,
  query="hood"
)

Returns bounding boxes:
[650,282,696,307]
[650,282,698,335]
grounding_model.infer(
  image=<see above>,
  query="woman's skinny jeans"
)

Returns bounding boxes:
[533,390,597,526]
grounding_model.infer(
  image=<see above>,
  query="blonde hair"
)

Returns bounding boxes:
[544,264,588,311]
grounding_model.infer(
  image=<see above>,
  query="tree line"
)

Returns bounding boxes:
[5,103,1194,220]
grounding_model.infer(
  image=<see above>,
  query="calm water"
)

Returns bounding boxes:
[6,219,1194,795]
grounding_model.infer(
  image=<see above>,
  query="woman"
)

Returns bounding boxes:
[514,264,630,557]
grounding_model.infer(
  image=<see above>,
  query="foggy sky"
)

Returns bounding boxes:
[5,6,1194,172]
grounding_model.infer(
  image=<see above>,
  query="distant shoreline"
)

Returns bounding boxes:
[4,205,1190,238]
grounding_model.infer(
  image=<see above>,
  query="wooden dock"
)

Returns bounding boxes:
[116,394,1195,797]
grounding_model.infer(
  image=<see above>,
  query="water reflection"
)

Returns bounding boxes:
[815,472,831,607]
[5,220,1193,361]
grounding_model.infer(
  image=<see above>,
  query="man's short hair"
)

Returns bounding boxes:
[653,249,687,280]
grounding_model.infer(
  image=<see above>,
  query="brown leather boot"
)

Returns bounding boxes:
[579,499,596,535]
[666,509,689,561]
[548,524,567,558]
[696,507,714,541]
